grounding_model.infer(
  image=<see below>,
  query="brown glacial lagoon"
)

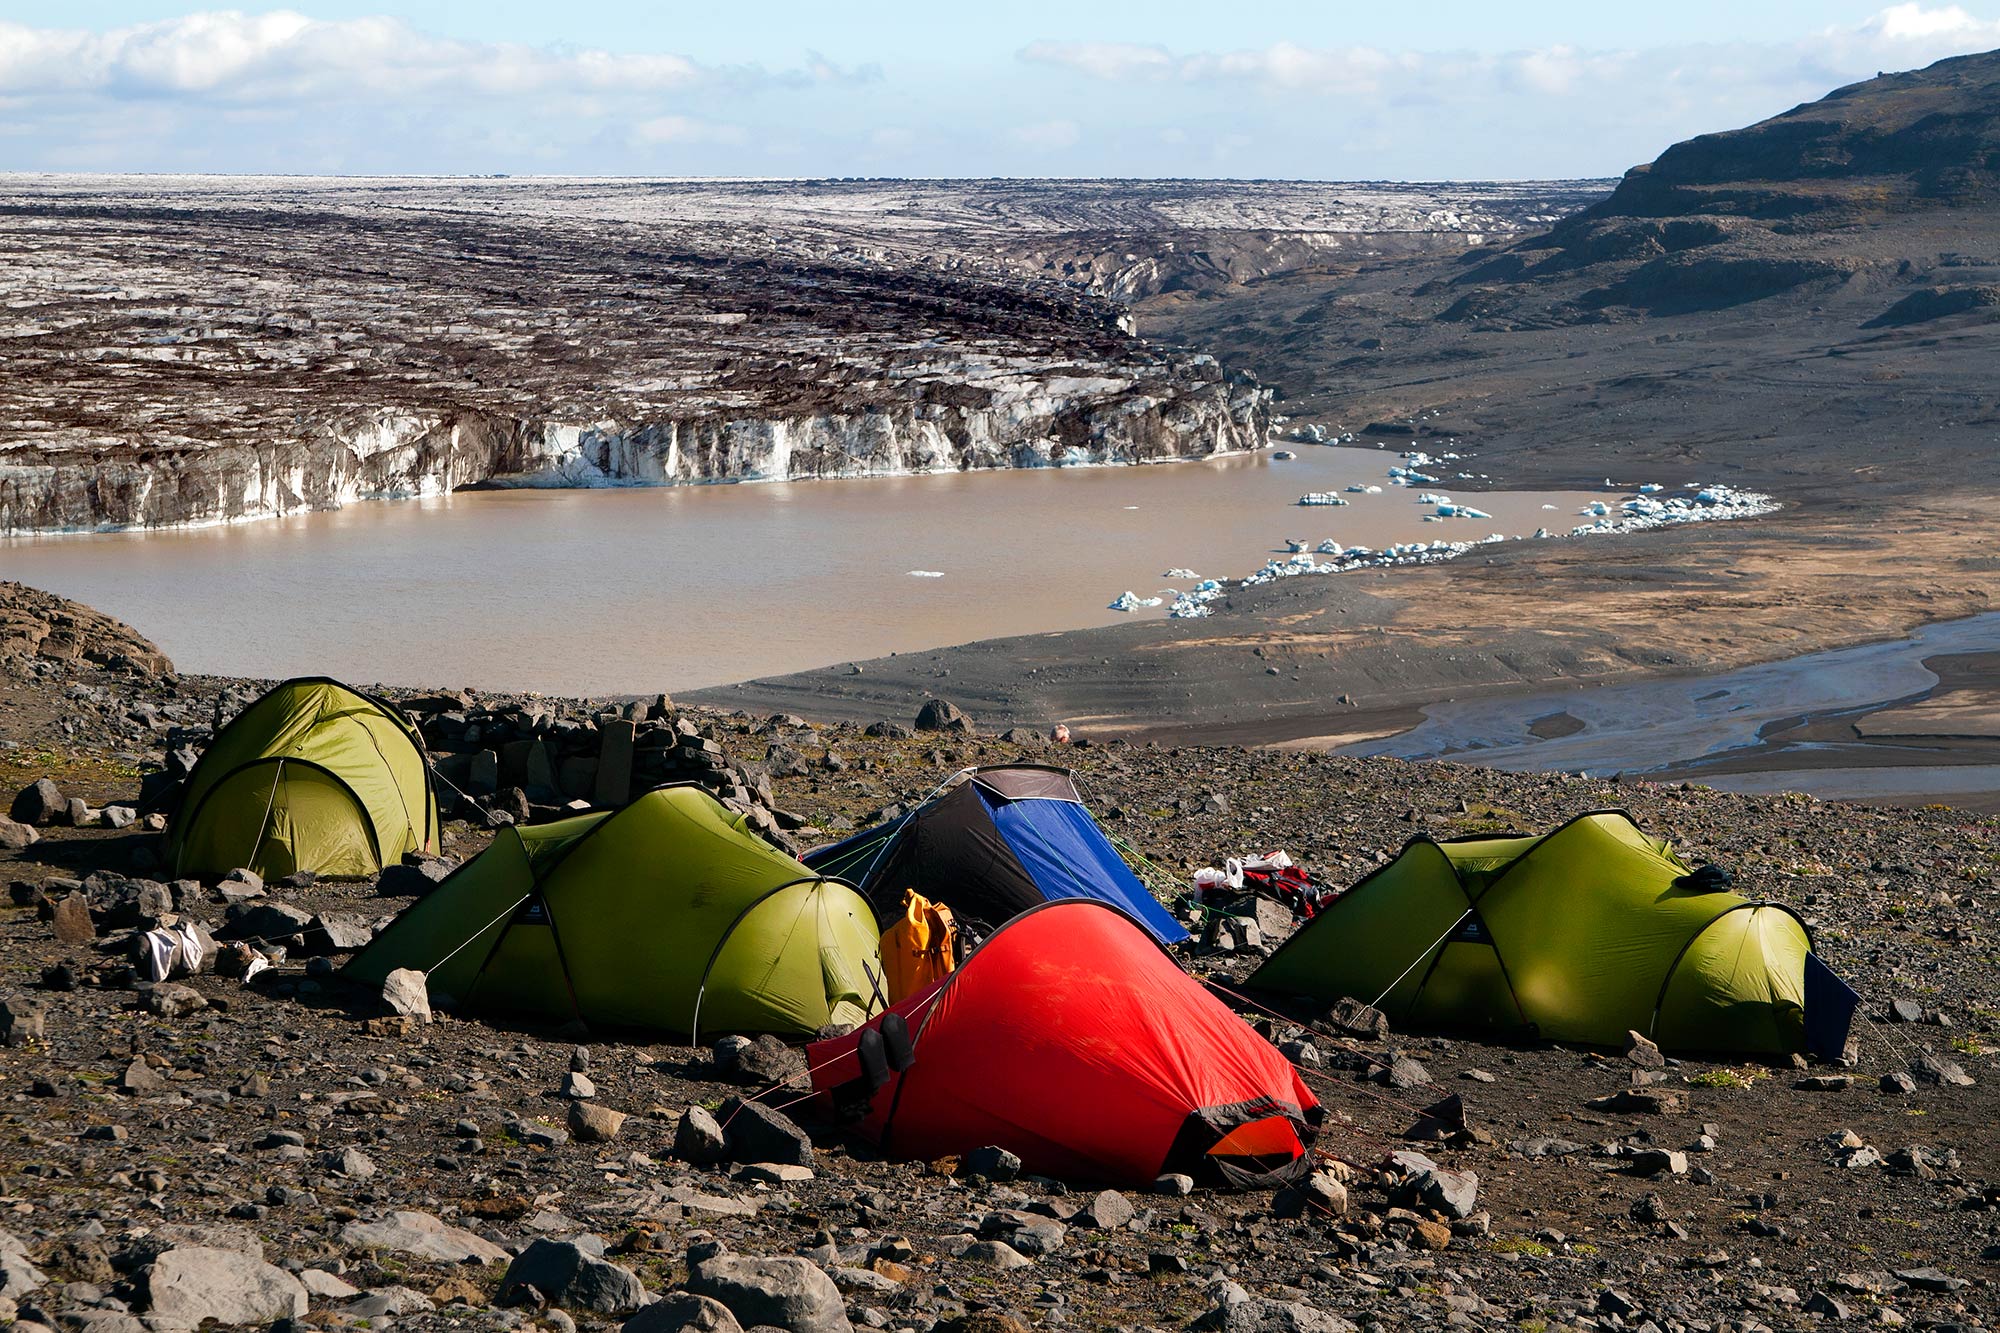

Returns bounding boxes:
[2,447,1603,694]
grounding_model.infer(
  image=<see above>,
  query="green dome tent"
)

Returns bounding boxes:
[1247,811,1858,1057]
[169,677,437,881]
[345,785,887,1039]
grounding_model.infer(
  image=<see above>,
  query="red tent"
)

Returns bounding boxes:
[808,899,1321,1188]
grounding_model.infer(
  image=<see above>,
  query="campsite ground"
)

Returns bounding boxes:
[3,647,1997,1333]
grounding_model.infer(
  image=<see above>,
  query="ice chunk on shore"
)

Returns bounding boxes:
[1638,483,1663,493]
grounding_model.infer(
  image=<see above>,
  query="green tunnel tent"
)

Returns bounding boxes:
[169,677,438,881]
[345,785,887,1039]
[1247,811,1859,1058]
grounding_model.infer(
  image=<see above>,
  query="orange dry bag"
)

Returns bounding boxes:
[881,890,957,1003]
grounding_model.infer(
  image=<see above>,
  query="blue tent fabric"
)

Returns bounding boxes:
[1802,951,1861,1061]
[983,792,1191,945]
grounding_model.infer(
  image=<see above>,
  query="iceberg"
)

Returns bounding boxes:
[1163,567,1198,579]
[1297,492,1350,506]
[1109,591,1163,612]
[908,569,945,578]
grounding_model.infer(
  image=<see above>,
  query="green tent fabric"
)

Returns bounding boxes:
[345,785,887,1039]
[169,677,437,881]
[1247,811,1819,1055]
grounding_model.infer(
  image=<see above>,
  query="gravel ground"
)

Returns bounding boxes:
[2,649,1998,1333]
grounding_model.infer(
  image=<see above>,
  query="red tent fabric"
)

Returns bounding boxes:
[808,899,1320,1188]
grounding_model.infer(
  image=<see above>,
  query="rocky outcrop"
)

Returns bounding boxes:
[0,581,172,676]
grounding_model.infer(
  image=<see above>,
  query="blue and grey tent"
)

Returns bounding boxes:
[804,765,1190,946]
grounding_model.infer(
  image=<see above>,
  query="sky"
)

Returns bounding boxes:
[3,2,1999,179]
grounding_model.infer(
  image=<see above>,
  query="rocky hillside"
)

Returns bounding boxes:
[1590,48,2000,219]
[1,642,1997,1333]
[1132,50,2000,507]
[0,186,1272,533]
[1437,50,2000,324]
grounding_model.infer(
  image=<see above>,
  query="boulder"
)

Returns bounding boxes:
[300,1269,361,1300]
[1624,1031,1665,1068]
[1910,1052,1975,1087]
[140,983,208,1019]
[622,1293,744,1333]
[1404,1164,1480,1219]
[345,1285,437,1319]
[727,1033,807,1085]
[914,699,973,734]
[142,1246,307,1326]
[0,817,37,850]
[380,967,433,1022]
[0,1229,48,1297]
[1273,1170,1349,1220]
[219,901,314,942]
[1192,1297,1358,1333]
[0,996,46,1047]
[966,1144,1022,1181]
[303,913,376,954]
[569,1101,628,1143]
[49,893,95,943]
[674,1105,729,1165]
[595,719,636,807]
[10,778,63,826]
[327,1146,377,1178]
[687,1255,853,1333]
[958,1240,1032,1269]
[719,1095,815,1167]
[1587,1088,1686,1115]
[376,857,454,896]
[1085,1189,1135,1230]
[341,1210,510,1264]
[499,1238,648,1314]
[103,878,174,930]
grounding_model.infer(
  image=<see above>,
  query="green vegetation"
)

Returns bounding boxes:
[1688,1066,1760,1089]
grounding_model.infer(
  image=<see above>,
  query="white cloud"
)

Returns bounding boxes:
[1019,4,2000,105]
[1017,40,1172,81]
[631,114,746,147]
[1008,118,1081,151]
[1859,1,2000,39]
[0,10,745,103]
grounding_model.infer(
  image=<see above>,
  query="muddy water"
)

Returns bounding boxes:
[1,448,1601,694]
